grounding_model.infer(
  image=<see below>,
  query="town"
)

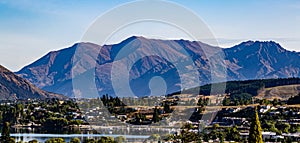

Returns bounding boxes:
[0,91,299,143]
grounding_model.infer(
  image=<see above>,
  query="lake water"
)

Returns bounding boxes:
[12,133,150,142]
[1,125,175,142]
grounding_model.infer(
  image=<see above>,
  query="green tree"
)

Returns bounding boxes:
[2,106,17,124]
[267,122,280,134]
[7,138,15,143]
[218,132,225,143]
[43,117,68,129]
[1,122,10,141]
[69,137,80,143]
[83,138,96,143]
[230,93,252,105]
[287,93,300,104]
[152,106,160,123]
[249,107,263,143]
[98,136,115,143]
[197,97,208,107]
[276,123,290,133]
[45,138,66,143]
[163,103,171,113]
[149,134,161,142]
[225,126,241,142]
[209,130,219,140]
[213,123,219,130]
[178,123,198,142]
[260,99,269,105]
[115,136,125,143]
[272,98,279,106]
[29,140,38,143]
[223,98,231,106]
[69,120,83,127]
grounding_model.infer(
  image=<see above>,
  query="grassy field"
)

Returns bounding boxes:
[256,84,300,100]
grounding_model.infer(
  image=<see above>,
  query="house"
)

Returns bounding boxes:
[262,132,276,140]
[260,105,271,113]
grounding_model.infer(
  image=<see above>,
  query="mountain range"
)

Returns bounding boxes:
[16,36,300,98]
[0,65,65,100]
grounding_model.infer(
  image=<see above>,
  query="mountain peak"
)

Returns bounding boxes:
[128,35,145,39]
[240,40,280,46]
[232,40,286,53]
[123,35,146,41]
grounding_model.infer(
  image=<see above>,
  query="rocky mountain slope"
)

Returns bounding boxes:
[224,41,300,80]
[0,65,65,100]
[16,36,300,97]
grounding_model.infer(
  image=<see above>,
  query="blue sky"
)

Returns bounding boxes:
[0,0,299,71]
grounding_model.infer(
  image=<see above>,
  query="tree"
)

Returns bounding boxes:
[276,123,290,133]
[163,103,171,113]
[249,107,263,143]
[149,134,161,142]
[6,138,15,143]
[209,130,219,140]
[43,117,68,129]
[45,138,66,143]
[260,99,269,105]
[29,140,38,143]
[267,121,280,134]
[230,93,252,105]
[152,106,160,123]
[225,126,241,142]
[69,120,83,127]
[83,138,96,143]
[1,122,10,142]
[99,136,114,143]
[287,93,300,104]
[272,98,279,106]
[218,132,225,143]
[223,98,231,106]
[197,97,208,107]
[2,106,17,124]
[213,123,219,130]
[177,123,198,142]
[70,138,81,143]
[115,136,126,143]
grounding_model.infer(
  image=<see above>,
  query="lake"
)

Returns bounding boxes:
[11,133,150,142]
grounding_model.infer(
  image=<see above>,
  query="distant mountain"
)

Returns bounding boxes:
[16,43,100,97]
[0,65,65,100]
[224,41,300,79]
[16,37,300,97]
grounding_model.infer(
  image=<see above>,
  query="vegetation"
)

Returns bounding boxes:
[37,136,126,143]
[0,98,85,133]
[28,140,38,143]
[249,107,263,143]
[45,138,66,143]
[1,122,15,143]
[115,136,125,143]
[227,93,253,106]
[99,94,176,125]
[152,106,160,123]
[179,77,300,96]
[69,138,80,143]
[287,93,300,104]
[1,78,300,142]
[164,123,244,143]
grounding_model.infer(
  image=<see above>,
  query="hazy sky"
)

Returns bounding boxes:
[0,0,300,71]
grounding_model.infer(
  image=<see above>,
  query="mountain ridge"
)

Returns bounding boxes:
[16,36,300,97]
[0,65,65,100]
